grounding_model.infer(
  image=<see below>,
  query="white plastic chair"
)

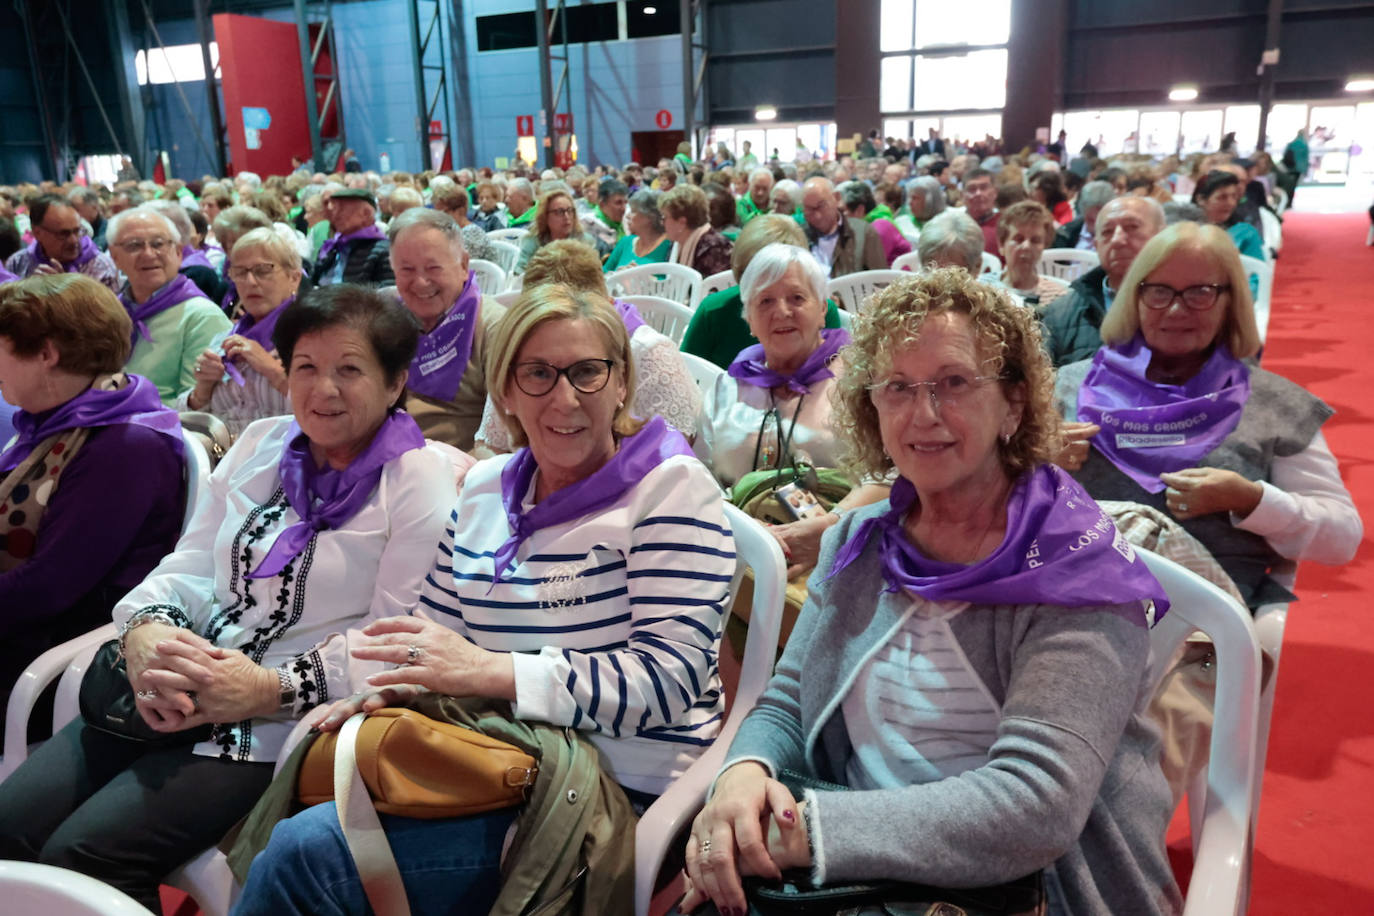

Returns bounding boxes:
[1038,248,1099,282]
[634,503,787,916]
[835,308,855,331]
[1271,186,1289,215]
[980,250,1001,275]
[485,239,520,275]
[1248,563,1293,847]
[487,228,528,245]
[891,250,921,272]
[1139,548,1261,916]
[607,262,703,307]
[1037,274,1071,296]
[494,290,521,307]
[825,269,905,314]
[695,269,736,307]
[180,430,211,538]
[621,295,694,345]
[1258,208,1283,258]
[679,351,725,392]
[468,259,506,298]
[1240,254,1275,343]
[0,861,151,915]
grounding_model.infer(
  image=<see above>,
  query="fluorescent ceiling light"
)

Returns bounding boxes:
[755,106,778,121]
[1346,78,1374,92]
[1168,86,1199,102]
[643,5,657,13]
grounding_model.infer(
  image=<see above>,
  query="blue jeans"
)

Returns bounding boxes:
[232,801,518,916]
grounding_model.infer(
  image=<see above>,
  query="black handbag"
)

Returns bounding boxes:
[675,769,1045,916]
[77,639,213,745]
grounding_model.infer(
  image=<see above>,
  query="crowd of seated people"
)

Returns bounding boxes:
[0,126,1357,916]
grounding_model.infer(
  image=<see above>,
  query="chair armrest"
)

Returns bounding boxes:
[635,740,732,916]
[1,623,116,780]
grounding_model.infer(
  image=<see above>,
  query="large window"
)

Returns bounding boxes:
[135,43,219,85]
[879,0,1008,138]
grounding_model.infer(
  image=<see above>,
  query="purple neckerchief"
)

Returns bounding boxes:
[219,258,237,311]
[0,264,17,284]
[489,415,692,587]
[827,464,1168,625]
[246,412,427,579]
[615,298,646,336]
[727,327,851,395]
[28,236,99,272]
[407,272,481,402]
[119,274,206,345]
[181,245,213,269]
[0,374,183,472]
[1077,334,1250,493]
[222,294,296,386]
[318,224,386,263]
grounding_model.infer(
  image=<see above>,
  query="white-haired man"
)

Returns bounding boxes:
[386,207,506,451]
[800,177,886,278]
[736,169,774,226]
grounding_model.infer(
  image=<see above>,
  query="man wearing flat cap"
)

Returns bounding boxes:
[310,188,394,287]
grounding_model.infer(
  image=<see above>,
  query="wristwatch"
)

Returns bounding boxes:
[276,667,297,711]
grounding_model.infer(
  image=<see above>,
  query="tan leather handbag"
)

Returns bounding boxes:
[297,707,538,819]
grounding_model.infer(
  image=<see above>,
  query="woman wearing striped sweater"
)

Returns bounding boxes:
[236,283,735,914]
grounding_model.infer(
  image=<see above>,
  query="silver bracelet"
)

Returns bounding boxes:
[117,611,177,659]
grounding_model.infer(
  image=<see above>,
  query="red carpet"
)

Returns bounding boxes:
[1191,212,1374,911]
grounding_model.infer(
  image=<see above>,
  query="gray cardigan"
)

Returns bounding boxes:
[723,502,1183,915]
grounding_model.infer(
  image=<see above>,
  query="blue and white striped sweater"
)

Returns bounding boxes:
[414,452,734,795]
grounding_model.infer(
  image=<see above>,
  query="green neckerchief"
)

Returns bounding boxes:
[737,195,764,224]
[593,205,624,239]
[509,205,537,227]
[867,204,893,223]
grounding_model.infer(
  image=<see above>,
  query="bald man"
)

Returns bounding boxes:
[800,177,887,277]
[1039,196,1166,366]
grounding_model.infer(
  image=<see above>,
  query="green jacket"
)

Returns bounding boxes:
[1038,266,1109,367]
[224,695,637,916]
[680,285,844,369]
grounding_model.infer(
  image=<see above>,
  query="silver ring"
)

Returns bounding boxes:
[1177,502,1188,513]
[699,837,712,855]
[406,644,421,664]
[136,689,159,700]
[188,690,200,711]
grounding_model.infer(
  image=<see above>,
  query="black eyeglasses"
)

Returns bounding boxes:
[1137,282,1231,311]
[513,358,615,397]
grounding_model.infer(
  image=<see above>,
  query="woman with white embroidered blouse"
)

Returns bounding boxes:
[474,238,700,451]
[235,282,735,914]
[181,227,303,438]
[0,284,459,911]
[680,270,1183,915]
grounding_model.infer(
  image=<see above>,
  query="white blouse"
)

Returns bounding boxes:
[693,371,844,488]
[473,323,702,453]
[113,415,460,762]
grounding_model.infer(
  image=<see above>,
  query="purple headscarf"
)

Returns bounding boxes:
[489,416,693,587]
[246,412,427,579]
[407,272,481,402]
[827,464,1168,625]
[0,374,183,472]
[1077,334,1250,493]
[728,327,850,395]
[181,245,214,269]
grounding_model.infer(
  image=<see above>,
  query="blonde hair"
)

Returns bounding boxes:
[231,226,303,273]
[832,268,1060,481]
[521,240,608,295]
[729,213,806,281]
[1099,222,1260,359]
[532,189,582,244]
[486,284,645,448]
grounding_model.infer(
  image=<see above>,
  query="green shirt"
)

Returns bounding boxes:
[602,235,672,273]
[308,220,332,260]
[867,204,893,223]
[679,286,843,370]
[125,296,234,405]
[593,205,625,241]
[736,196,766,226]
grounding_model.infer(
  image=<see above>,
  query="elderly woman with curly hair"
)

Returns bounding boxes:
[513,188,609,273]
[988,200,1070,308]
[679,268,1181,916]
